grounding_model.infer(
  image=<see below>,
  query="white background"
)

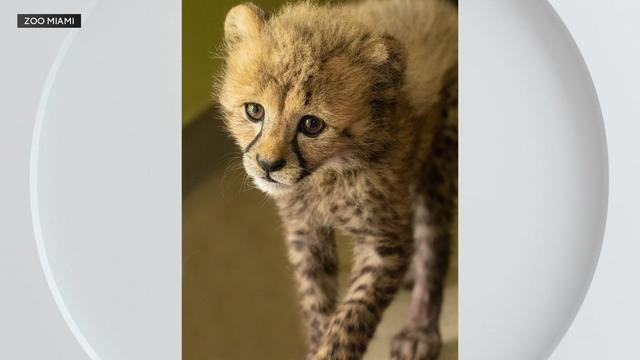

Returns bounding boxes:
[548,0,640,357]
[0,0,180,359]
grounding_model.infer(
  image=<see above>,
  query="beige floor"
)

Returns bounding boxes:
[183,166,457,360]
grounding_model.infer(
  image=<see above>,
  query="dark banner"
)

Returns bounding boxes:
[17,14,81,28]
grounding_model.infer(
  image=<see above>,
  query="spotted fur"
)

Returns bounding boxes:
[217,1,457,359]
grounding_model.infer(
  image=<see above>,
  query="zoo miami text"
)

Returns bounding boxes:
[18,14,81,28]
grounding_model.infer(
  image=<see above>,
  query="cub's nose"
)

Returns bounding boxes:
[256,155,286,173]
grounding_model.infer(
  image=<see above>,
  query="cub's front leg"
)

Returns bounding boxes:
[281,216,339,355]
[312,199,413,360]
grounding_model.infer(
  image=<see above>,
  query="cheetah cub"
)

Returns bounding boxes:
[218,0,457,359]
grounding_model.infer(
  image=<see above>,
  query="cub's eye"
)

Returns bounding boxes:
[299,115,326,137]
[244,103,264,122]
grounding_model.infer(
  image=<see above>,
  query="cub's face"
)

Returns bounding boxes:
[218,3,405,196]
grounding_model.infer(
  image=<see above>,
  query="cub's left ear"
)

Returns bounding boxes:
[363,34,407,84]
[224,3,268,46]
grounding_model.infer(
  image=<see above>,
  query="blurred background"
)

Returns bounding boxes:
[183,1,458,359]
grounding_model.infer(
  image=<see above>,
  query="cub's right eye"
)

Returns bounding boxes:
[244,103,265,122]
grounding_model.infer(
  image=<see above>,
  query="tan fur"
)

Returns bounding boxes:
[217,1,457,359]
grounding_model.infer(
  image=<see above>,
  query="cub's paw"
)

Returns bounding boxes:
[390,328,441,360]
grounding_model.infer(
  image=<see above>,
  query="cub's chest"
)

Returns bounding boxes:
[284,172,401,231]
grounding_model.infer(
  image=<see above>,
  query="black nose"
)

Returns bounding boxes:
[257,155,286,173]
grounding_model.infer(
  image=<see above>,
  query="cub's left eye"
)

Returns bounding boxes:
[299,115,326,137]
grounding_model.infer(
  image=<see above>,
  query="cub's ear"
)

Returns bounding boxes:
[224,3,267,46]
[362,34,406,83]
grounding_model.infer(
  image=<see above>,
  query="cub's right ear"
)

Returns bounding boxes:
[224,3,267,46]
